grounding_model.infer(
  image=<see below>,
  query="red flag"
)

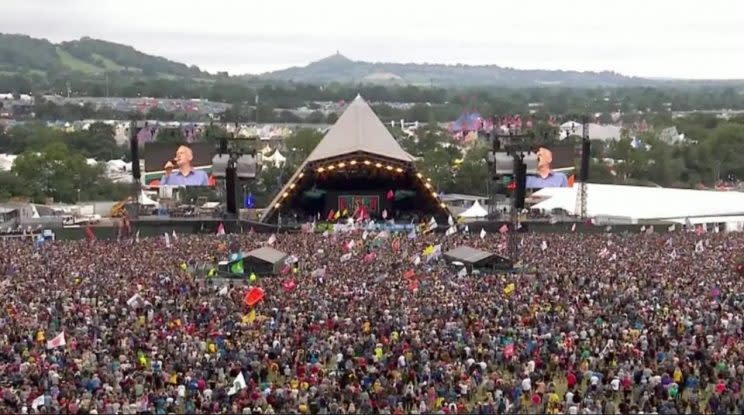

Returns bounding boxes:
[386,190,394,201]
[244,287,265,307]
[84,225,96,242]
[392,239,401,252]
[327,209,335,221]
[499,224,509,234]
[403,269,416,280]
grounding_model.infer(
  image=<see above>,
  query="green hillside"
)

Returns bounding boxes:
[0,33,208,79]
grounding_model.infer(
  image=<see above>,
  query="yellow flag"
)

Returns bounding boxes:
[243,309,256,325]
[423,245,434,256]
[169,373,178,384]
[334,210,341,219]
[180,262,187,271]
[208,343,216,354]
[36,330,45,342]
[249,272,257,282]
[504,283,516,296]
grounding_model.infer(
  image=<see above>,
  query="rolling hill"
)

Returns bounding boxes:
[0,33,209,79]
[259,52,651,87]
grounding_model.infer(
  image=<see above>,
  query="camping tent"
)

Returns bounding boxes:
[458,201,488,219]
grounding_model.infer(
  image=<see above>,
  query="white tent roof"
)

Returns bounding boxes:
[532,183,744,222]
[138,191,158,206]
[458,200,488,218]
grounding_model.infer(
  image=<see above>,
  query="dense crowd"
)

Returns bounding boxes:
[1,227,743,414]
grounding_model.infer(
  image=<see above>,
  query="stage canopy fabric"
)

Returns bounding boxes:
[458,200,488,218]
[532,183,744,225]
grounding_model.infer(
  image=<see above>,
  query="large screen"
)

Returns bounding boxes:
[525,145,574,189]
[144,142,215,187]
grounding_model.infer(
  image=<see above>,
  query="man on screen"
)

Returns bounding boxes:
[160,145,209,186]
[526,145,568,188]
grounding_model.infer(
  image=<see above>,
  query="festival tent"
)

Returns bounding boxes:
[531,183,744,226]
[458,200,488,219]
[443,245,512,271]
[243,247,288,275]
[138,191,158,206]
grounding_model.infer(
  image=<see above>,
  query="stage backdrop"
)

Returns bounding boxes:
[338,195,380,213]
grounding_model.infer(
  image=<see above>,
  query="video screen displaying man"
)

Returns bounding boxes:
[526,145,568,188]
[160,145,209,186]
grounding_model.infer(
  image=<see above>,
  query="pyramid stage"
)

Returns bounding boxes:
[261,96,450,224]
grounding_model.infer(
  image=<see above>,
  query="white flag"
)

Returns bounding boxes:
[668,224,676,232]
[228,372,247,396]
[164,232,171,248]
[463,225,469,233]
[172,230,178,241]
[571,223,576,232]
[413,255,421,266]
[135,230,140,243]
[480,228,487,239]
[427,218,438,232]
[31,395,46,411]
[541,240,548,251]
[694,240,704,253]
[347,240,355,250]
[267,234,276,245]
[218,286,229,296]
[448,215,454,226]
[640,225,646,233]
[713,225,720,233]
[340,253,352,262]
[362,230,369,240]
[46,332,66,349]
[646,225,654,234]
[457,267,467,277]
[127,293,145,308]
[382,209,388,219]
[445,225,457,236]
[605,225,612,233]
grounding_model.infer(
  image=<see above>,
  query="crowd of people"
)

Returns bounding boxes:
[1,225,743,414]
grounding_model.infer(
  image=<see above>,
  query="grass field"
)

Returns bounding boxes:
[56,47,103,75]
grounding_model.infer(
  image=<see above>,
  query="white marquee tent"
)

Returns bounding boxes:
[458,200,488,218]
[531,183,744,228]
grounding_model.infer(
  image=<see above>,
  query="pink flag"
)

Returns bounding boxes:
[386,190,394,200]
[46,332,66,349]
[504,343,515,359]
[216,223,226,235]
[282,279,296,292]
[499,224,509,234]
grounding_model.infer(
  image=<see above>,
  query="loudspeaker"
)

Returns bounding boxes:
[236,154,259,179]
[514,158,527,210]
[580,139,591,182]
[211,154,230,178]
[225,162,237,215]
[130,132,140,180]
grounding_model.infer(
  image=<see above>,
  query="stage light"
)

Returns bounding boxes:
[425,183,432,189]
[299,173,304,178]
[282,192,289,198]
[440,203,446,208]
[350,160,357,165]
[327,165,335,170]
[416,173,423,178]
[375,163,382,168]
[317,167,325,173]
[395,167,403,173]
[275,203,281,208]
[338,162,346,168]
[431,192,438,197]
[364,160,371,165]
[427,178,432,182]
[289,183,296,189]
[385,165,393,171]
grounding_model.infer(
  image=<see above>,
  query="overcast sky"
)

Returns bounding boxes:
[3,0,743,79]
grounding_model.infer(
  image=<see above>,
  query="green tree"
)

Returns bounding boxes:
[325,112,338,124]
[11,142,103,203]
[283,128,324,167]
[452,143,489,195]
[305,111,325,124]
